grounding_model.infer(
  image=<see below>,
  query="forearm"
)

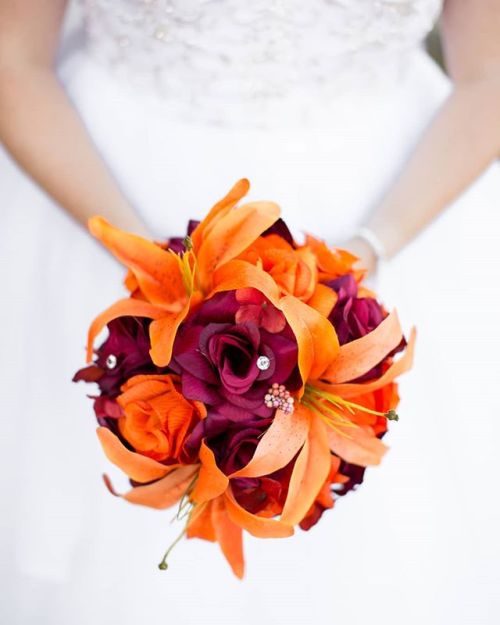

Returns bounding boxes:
[364,76,500,260]
[0,63,149,236]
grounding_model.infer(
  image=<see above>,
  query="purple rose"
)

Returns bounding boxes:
[171,292,301,420]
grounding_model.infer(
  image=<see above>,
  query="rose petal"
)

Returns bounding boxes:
[181,372,221,405]
[307,284,338,317]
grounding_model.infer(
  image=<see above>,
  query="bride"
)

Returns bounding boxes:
[1,1,499,624]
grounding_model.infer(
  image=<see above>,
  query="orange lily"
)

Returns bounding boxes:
[86,218,194,367]
[96,422,293,577]
[210,318,416,532]
[86,179,281,368]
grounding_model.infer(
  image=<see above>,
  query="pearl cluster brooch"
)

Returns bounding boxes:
[264,383,295,414]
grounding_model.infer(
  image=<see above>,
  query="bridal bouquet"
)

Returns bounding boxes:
[74,179,415,577]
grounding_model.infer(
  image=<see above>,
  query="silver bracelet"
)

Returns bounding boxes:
[355,226,388,263]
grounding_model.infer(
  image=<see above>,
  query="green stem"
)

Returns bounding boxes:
[158,526,187,571]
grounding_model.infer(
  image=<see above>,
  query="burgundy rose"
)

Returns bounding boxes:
[171,291,301,420]
[73,316,159,430]
[327,274,384,345]
[186,412,273,473]
[186,413,293,515]
[327,275,405,381]
[73,316,156,396]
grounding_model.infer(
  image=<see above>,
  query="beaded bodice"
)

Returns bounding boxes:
[80,0,443,125]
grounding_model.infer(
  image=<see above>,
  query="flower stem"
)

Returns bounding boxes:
[158,501,207,572]
[158,525,187,571]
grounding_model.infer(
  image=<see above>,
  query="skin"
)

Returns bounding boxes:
[0,0,499,271]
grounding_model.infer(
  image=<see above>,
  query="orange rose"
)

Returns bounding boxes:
[117,374,205,463]
[304,233,362,283]
[239,234,317,301]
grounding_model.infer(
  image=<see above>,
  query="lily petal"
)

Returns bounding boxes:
[317,327,416,398]
[89,217,186,308]
[197,201,281,292]
[191,178,251,251]
[230,406,309,479]
[211,259,281,305]
[122,465,199,509]
[191,441,229,504]
[86,298,162,362]
[323,309,403,383]
[224,489,294,538]
[212,496,245,579]
[149,303,191,367]
[280,412,331,525]
[279,295,339,386]
[96,426,172,483]
[186,501,216,542]
[326,424,388,467]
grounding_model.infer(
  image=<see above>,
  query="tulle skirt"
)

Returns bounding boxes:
[1,46,499,625]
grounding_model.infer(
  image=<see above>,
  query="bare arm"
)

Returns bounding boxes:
[0,0,149,235]
[347,0,500,273]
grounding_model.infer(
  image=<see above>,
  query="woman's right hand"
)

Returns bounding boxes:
[0,0,149,237]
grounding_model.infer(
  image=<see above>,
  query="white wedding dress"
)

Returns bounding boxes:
[1,1,500,624]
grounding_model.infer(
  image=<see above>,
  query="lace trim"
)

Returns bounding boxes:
[80,0,443,126]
